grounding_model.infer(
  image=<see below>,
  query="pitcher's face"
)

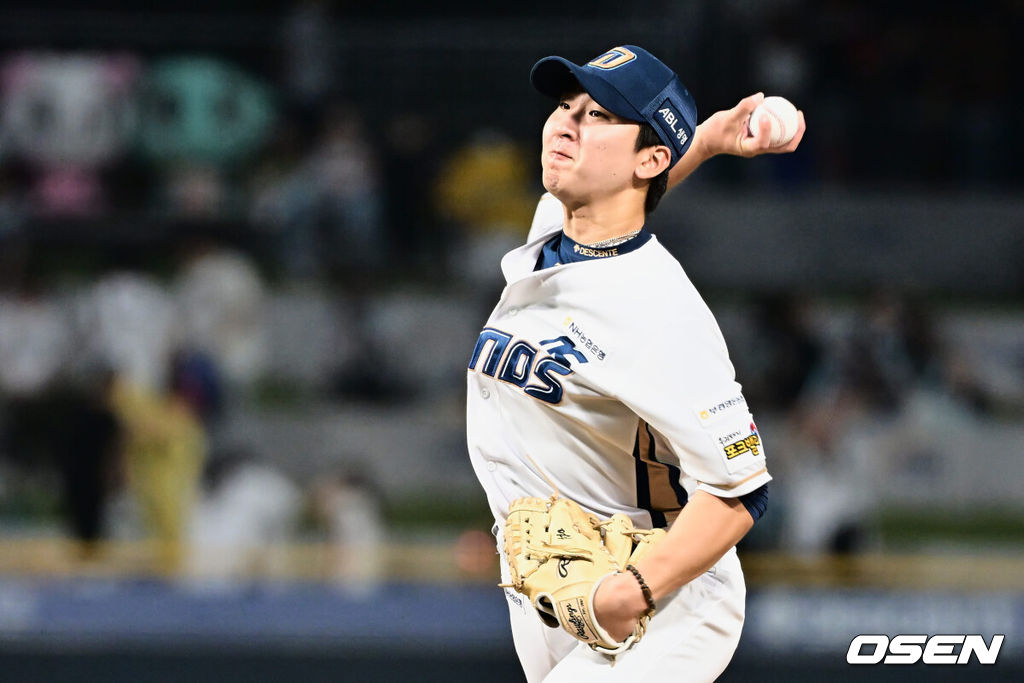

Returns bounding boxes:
[540,91,642,207]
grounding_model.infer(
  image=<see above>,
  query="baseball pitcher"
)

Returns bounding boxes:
[466,45,804,682]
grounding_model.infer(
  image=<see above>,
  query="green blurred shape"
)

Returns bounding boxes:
[878,506,1024,546]
[137,56,274,166]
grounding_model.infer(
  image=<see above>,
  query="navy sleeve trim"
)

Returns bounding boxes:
[739,483,768,523]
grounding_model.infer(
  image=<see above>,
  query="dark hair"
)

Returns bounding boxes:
[635,123,670,214]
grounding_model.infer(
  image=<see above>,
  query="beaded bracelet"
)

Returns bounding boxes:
[624,564,657,616]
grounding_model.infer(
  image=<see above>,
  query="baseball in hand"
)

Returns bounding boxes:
[748,96,799,147]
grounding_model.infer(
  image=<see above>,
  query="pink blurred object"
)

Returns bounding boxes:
[32,166,105,217]
[1,51,140,216]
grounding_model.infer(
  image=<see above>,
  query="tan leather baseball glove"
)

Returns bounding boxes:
[500,495,665,654]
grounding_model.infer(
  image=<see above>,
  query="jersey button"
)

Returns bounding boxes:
[480,387,490,399]
[508,307,519,316]
[486,461,497,472]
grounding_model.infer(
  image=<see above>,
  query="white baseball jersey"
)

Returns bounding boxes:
[467,192,770,528]
[466,193,769,681]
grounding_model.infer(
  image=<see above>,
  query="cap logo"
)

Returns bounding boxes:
[587,47,637,70]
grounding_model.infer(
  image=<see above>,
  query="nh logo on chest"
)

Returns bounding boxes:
[468,329,587,404]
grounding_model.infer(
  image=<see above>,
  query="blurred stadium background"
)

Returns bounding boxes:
[0,1,1021,681]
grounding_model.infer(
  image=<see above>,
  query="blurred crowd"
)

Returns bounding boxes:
[728,292,1016,554]
[0,237,388,583]
[0,1,1021,583]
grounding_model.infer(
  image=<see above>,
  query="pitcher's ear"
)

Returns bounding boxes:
[636,145,671,180]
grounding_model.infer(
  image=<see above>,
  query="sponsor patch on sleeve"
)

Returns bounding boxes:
[712,421,764,474]
[723,423,762,460]
[694,394,747,424]
[694,394,765,475]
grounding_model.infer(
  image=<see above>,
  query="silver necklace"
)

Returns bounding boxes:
[585,229,642,249]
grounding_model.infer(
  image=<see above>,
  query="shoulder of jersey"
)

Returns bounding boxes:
[607,243,710,322]
[526,193,564,243]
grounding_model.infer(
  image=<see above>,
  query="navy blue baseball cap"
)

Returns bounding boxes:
[530,45,697,167]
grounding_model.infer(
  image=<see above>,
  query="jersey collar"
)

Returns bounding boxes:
[535,228,652,271]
